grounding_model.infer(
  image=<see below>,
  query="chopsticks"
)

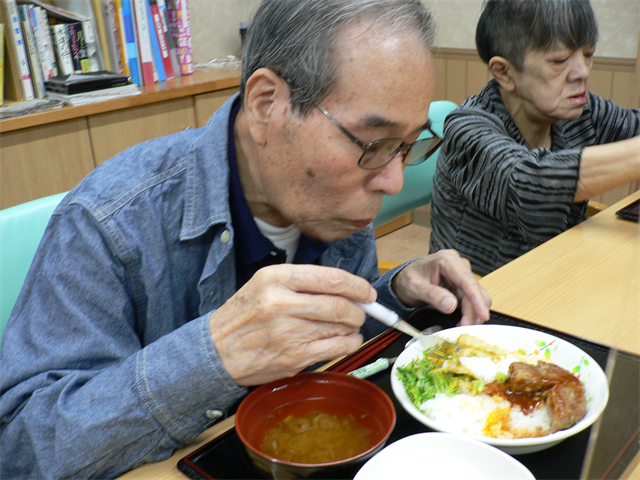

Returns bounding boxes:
[328,328,402,374]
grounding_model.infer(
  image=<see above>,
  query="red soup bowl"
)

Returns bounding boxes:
[236,371,396,479]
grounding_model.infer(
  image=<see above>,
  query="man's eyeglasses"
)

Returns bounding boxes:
[314,102,443,170]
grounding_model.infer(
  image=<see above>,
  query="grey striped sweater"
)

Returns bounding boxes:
[429,79,640,276]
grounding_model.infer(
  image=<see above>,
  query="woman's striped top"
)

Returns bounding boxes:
[429,79,640,277]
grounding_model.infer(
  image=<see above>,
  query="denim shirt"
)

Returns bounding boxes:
[0,94,415,479]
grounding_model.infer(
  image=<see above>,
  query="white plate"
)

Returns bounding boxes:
[390,324,609,454]
[354,432,535,480]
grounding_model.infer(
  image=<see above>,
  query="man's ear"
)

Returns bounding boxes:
[488,56,516,92]
[243,68,289,145]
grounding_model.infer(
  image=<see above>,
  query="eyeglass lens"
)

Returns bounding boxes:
[359,135,441,170]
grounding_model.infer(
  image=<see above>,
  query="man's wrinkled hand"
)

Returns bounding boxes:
[391,249,491,326]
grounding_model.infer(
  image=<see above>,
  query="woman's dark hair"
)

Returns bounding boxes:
[476,0,599,69]
[241,0,436,116]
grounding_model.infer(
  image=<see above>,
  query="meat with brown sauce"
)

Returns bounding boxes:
[501,360,587,432]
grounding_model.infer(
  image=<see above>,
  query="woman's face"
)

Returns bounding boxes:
[511,45,595,122]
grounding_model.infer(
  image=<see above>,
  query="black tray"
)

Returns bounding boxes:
[616,198,640,222]
[178,310,640,480]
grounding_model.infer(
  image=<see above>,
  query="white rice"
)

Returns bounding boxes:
[420,392,552,439]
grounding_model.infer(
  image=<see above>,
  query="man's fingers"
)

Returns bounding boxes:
[255,264,376,303]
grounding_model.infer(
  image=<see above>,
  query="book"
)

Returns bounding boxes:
[119,0,140,85]
[89,0,110,71]
[156,0,178,77]
[18,4,44,97]
[4,0,35,100]
[166,0,191,75]
[81,19,101,71]
[131,0,153,84]
[148,0,172,79]
[33,6,58,80]
[44,70,131,94]
[46,81,140,105]
[112,0,128,75]
[30,5,57,79]
[144,0,164,81]
[67,22,90,72]
[41,1,104,71]
[0,1,24,103]
[98,0,121,72]
[50,23,73,75]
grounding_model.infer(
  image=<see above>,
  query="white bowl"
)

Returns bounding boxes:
[354,432,535,479]
[390,324,609,454]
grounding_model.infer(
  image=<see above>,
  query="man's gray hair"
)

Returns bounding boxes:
[241,0,436,115]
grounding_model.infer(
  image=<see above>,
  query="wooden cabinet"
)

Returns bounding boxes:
[1,118,95,208]
[195,87,240,128]
[0,70,241,209]
[89,98,197,166]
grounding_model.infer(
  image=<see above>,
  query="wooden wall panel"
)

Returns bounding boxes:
[444,59,468,105]
[1,119,94,209]
[466,61,490,98]
[589,69,613,99]
[429,48,639,208]
[611,71,637,109]
[432,57,447,101]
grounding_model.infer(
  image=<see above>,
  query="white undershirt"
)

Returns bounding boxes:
[254,217,301,263]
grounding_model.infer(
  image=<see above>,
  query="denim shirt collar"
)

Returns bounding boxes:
[178,95,240,241]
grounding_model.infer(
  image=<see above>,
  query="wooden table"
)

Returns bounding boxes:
[480,190,640,357]
[480,190,640,480]
[118,191,640,480]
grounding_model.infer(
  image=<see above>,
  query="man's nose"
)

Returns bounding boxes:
[370,154,405,196]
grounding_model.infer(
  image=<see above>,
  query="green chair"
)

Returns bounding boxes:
[373,100,457,227]
[0,192,68,339]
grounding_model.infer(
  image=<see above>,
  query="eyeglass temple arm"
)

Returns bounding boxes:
[313,102,370,149]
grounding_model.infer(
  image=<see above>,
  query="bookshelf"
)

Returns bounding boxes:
[0,68,240,209]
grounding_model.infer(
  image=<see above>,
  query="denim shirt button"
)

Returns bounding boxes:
[205,409,224,420]
[220,230,231,244]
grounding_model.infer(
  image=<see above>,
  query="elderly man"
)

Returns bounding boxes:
[0,0,490,478]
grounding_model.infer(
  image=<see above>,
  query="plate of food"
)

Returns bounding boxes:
[390,324,609,454]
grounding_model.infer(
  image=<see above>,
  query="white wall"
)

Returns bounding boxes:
[188,0,639,64]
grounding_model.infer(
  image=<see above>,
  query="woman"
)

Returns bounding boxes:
[429,0,640,276]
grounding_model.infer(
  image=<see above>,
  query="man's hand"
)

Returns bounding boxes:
[391,250,491,326]
[208,264,376,386]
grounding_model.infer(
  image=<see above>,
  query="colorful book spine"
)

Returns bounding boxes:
[5,0,35,100]
[132,0,154,85]
[81,19,101,72]
[106,0,123,73]
[113,0,129,75]
[36,6,58,78]
[68,22,90,73]
[91,0,111,71]
[167,0,192,75]
[18,5,45,98]
[120,0,141,85]
[144,0,165,82]
[51,23,74,75]
[29,6,55,80]
[156,0,179,76]
[149,0,172,79]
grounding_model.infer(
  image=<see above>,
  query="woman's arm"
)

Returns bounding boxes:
[575,136,640,202]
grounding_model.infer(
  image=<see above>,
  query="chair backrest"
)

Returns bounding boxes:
[0,192,68,338]
[373,100,457,227]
